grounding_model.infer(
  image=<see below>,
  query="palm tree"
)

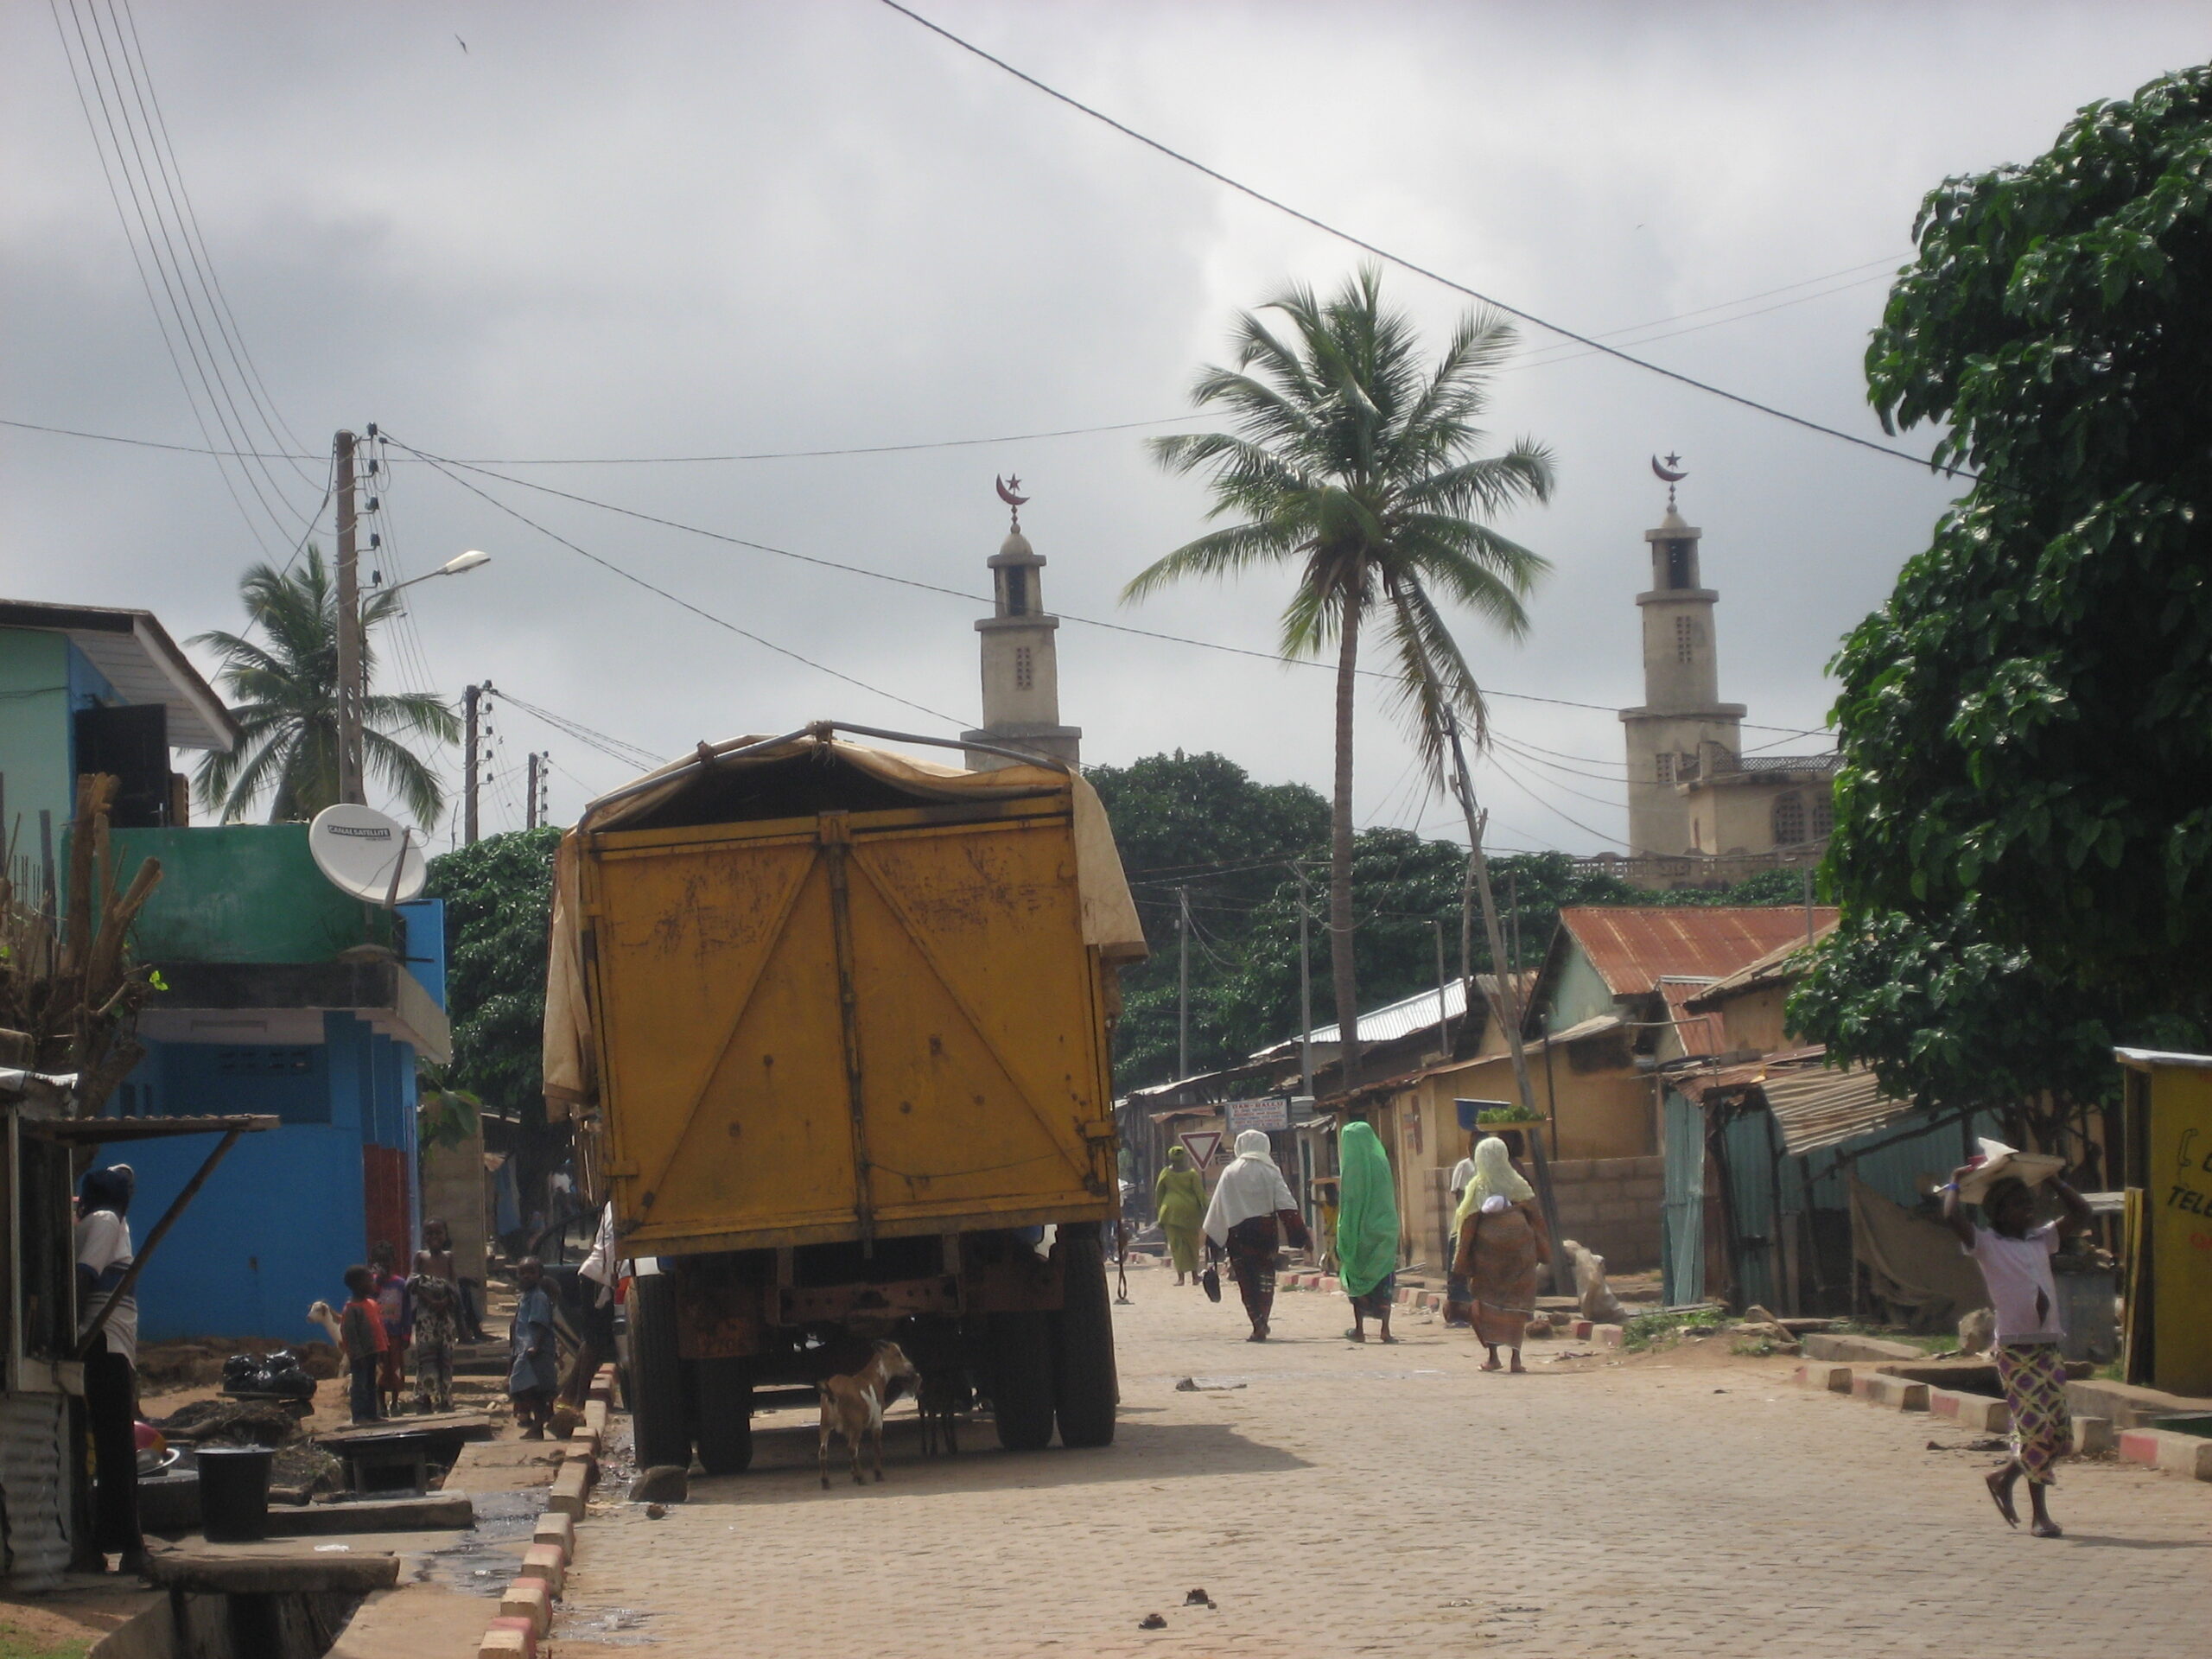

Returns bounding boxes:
[192,545,460,825]
[1126,267,1554,1084]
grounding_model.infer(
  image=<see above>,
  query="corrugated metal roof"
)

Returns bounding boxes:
[1761,1064,1915,1154]
[1560,907,1840,996]
[1684,918,1839,1011]
[31,1112,279,1144]
[1657,977,1726,1058]
[1300,976,1466,1049]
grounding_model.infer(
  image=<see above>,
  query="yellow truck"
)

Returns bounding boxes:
[543,725,1146,1471]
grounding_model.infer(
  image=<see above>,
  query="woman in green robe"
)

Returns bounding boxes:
[1336,1121,1400,1344]
[1153,1144,1206,1285]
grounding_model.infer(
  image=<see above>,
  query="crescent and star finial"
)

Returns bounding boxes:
[1649,452,1687,511]
[995,474,1029,531]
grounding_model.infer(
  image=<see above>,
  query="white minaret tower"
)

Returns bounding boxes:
[962,476,1081,772]
[1619,457,1744,855]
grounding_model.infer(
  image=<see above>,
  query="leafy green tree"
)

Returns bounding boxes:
[1091,750,1802,1088]
[1833,67,2212,1003]
[1090,752,1328,1086]
[416,1063,484,1154]
[424,827,563,1130]
[1128,267,1554,1077]
[1789,904,2201,1177]
[191,544,460,825]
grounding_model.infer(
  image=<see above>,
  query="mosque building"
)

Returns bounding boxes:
[1612,463,1839,888]
[961,477,1082,772]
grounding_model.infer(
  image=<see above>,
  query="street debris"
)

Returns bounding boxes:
[1183,1587,1215,1609]
[1138,1612,1166,1629]
[1174,1376,1247,1391]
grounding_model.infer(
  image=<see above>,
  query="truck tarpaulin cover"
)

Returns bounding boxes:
[541,730,1147,1118]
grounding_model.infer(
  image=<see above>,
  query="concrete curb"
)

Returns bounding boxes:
[1851,1373,1929,1411]
[1794,1361,1853,1394]
[475,1363,616,1659]
[1928,1388,2010,1433]
[2119,1427,2212,1481]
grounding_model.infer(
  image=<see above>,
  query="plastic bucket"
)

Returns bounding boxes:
[195,1446,274,1542]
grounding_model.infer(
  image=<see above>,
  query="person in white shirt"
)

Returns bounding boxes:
[76,1165,144,1573]
[1940,1165,2093,1538]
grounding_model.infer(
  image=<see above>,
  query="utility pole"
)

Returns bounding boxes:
[1294,861,1314,1103]
[334,430,364,804]
[1802,863,1815,945]
[1177,885,1191,1080]
[1440,709,1569,1288]
[526,751,542,830]
[1433,918,1451,1058]
[461,683,483,846]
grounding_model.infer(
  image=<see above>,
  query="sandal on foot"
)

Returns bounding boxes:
[1986,1471,2020,1529]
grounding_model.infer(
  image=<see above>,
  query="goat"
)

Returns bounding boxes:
[306,1300,346,1356]
[818,1339,918,1489]
[917,1365,973,1458]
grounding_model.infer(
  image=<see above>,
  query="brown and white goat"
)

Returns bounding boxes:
[818,1339,918,1489]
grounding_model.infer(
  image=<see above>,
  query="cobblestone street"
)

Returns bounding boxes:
[555,1269,2208,1657]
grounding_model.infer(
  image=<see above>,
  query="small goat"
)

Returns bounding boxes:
[818,1339,918,1489]
[917,1365,973,1458]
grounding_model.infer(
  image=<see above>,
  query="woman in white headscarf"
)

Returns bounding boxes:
[1451,1135,1550,1372]
[1203,1130,1311,1342]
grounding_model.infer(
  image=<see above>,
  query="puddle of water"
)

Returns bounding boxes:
[561,1604,658,1646]
[412,1489,546,1595]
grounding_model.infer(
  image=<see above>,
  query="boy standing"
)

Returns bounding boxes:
[339,1266,388,1426]
[409,1250,461,1414]
[370,1242,410,1418]
[508,1256,559,1440]
[1939,1160,2094,1538]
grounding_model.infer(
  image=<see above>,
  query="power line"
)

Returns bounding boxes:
[57,0,312,545]
[399,446,970,729]
[489,687,664,772]
[385,435,1826,736]
[876,0,1973,482]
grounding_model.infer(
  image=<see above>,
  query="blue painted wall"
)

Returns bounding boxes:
[397,898,446,1008]
[99,1003,434,1343]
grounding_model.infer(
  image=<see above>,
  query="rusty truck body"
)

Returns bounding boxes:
[543,725,1146,1471]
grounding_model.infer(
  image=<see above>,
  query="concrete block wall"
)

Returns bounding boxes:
[1548,1155,1663,1272]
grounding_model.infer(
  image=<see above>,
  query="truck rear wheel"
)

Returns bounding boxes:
[692,1357,755,1475]
[627,1274,692,1472]
[987,1310,1056,1452]
[1051,1232,1117,1448]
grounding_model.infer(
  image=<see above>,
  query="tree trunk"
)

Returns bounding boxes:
[1331,600,1362,1092]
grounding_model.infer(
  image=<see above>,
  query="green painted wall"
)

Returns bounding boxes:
[0,628,77,852]
[106,825,381,962]
[1550,944,1618,1032]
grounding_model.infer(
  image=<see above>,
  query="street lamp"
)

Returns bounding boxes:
[382,550,493,597]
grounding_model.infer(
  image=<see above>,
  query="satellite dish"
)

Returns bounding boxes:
[308,804,427,905]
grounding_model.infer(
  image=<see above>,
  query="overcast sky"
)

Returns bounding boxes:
[3,3,2202,851]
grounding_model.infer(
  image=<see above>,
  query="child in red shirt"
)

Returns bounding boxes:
[339,1265,389,1425]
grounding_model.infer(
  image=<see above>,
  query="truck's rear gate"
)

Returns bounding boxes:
[585,798,1116,1256]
